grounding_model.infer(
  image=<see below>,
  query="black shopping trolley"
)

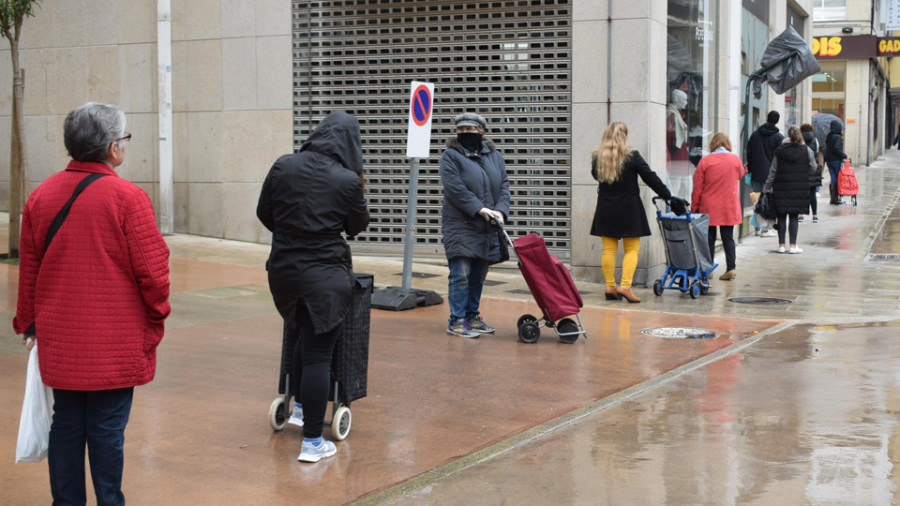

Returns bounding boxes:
[268,273,373,440]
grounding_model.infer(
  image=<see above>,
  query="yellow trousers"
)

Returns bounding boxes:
[600,236,640,288]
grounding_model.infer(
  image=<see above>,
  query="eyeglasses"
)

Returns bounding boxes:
[115,132,132,144]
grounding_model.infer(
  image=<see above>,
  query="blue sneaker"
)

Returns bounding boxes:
[287,404,303,427]
[298,439,337,463]
[467,315,495,334]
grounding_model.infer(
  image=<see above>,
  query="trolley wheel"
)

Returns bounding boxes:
[518,322,541,343]
[331,405,352,441]
[700,278,710,295]
[269,397,287,431]
[690,283,700,299]
[517,314,538,328]
[557,318,579,344]
[653,280,663,296]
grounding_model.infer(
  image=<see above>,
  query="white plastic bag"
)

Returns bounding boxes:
[16,341,54,463]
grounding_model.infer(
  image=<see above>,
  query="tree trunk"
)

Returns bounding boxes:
[8,40,25,259]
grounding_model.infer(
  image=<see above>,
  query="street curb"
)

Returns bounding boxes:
[353,319,797,505]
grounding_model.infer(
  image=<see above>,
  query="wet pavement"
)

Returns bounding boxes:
[1,150,900,505]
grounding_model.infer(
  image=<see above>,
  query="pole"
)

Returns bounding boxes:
[400,157,419,292]
[157,0,174,234]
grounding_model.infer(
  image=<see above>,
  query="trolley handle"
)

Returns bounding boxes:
[653,195,689,217]
[494,219,514,249]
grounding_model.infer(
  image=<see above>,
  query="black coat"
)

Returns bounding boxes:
[802,131,823,187]
[439,138,511,261]
[824,120,848,162]
[590,150,671,238]
[746,123,784,184]
[257,111,370,334]
[766,143,816,214]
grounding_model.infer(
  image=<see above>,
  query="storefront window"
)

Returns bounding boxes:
[666,0,718,200]
[812,61,846,119]
[742,6,770,136]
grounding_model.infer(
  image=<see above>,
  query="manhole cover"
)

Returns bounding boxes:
[729,297,792,305]
[641,327,716,339]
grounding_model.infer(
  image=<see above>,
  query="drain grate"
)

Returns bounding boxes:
[729,297,792,305]
[866,253,900,262]
[641,327,716,339]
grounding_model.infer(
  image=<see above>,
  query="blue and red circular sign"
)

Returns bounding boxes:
[411,84,432,126]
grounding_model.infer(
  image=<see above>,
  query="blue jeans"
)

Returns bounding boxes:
[827,160,842,184]
[49,387,134,506]
[751,180,769,231]
[447,257,489,322]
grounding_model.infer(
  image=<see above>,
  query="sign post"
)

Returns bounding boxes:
[371,81,443,311]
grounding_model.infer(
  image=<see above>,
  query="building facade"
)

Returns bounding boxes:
[0,0,813,285]
[811,0,889,165]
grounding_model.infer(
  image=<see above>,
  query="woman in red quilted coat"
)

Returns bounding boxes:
[690,132,745,281]
[13,102,170,505]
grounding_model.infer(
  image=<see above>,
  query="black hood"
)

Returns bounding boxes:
[829,120,843,134]
[299,110,363,174]
[758,122,781,137]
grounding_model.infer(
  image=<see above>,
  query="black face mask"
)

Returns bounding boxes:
[457,132,483,153]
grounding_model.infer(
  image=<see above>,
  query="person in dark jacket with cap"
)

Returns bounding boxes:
[257,110,370,463]
[746,111,784,236]
[824,119,848,205]
[439,112,511,338]
[764,126,817,254]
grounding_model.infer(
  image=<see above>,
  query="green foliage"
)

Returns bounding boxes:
[0,0,41,36]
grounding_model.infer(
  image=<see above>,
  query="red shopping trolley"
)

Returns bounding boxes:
[499,223,587,344]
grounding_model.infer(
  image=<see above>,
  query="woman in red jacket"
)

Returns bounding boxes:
[14,102,170,505]
[691,132,744,281]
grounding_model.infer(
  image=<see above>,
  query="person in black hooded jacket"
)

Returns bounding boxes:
[257,110,370,463]
[824,119,848,205]
[764,126,817,254]
[746,111,784,235]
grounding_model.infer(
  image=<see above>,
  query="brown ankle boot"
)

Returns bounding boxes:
[605,286,620,301]
[617,286,641,303]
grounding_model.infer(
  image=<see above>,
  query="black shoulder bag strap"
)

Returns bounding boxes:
[43,173,108,254]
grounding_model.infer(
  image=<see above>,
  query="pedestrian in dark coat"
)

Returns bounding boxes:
[764,126,817,254]
[589,122,679,303]
[257,110,370,463]
[746,111,784,236]
[824,119,848,205]
[440,112,511,338]
[800,123,822,223]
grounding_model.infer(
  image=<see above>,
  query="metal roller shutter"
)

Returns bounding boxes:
[292,0,572,258]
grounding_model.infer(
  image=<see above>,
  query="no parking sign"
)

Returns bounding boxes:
[406,81,434,158]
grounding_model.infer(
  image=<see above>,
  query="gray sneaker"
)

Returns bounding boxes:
[447,318,479,338]
[467,315,495,334]
[287,404,303,427]
[298,439,337,463]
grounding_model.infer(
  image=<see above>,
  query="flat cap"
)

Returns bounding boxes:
[454,112,487,131]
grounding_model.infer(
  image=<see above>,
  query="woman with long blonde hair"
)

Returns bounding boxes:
[589,122,680,302]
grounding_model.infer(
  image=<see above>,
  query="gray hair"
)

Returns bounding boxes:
[63,102,126,163]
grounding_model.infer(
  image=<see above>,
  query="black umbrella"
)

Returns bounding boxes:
[812,113,842,148]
